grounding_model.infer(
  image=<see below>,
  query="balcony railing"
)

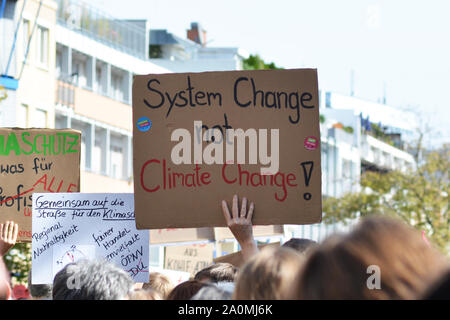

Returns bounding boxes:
[56,0,146,59]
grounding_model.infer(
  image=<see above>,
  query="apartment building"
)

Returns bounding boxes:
[149,22,248,72]
[1,0,57,129]
[51,0,171,194]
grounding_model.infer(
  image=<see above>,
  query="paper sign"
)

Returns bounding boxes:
[132,69,322,230]
[164,243,214,277]
[31,193,149,284]
[0,128,81,242]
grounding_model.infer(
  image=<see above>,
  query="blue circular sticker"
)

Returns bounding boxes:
[137,117,151,132]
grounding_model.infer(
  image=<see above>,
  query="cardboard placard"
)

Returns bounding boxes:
[0,128,81,242]
[214,225,284,241]
[213,242,280,268]
[164,243,214,277]
[150,227,215,244]
[31,193,149,283]
[133,69,322,230]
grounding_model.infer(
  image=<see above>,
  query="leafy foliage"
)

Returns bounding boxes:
[323,144,450,254]
[4,243,32,285]
[243,54,283,70]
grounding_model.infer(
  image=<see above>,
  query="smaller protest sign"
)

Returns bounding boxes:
[150,227,215,244]
[213,243,280,267]
[0,128,81,242]
[214,225,284,241]
[164,243,214,277]
[31,193,149,284]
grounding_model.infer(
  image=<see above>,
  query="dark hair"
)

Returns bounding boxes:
[194,263,238,283]
[191,282,234,300]
[28,271,52,299]
[167,280,210,300]
[423,271,450,300]
[282,238,317,254]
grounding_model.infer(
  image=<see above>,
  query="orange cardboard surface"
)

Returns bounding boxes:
[133,69,321,230]
[0,128,81,242]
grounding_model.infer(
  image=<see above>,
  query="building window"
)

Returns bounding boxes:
[33,109,47,128]
[22,19,30,59]
[95,64,107,95]
[36,26,49,66]
[93,139,103,173]
[110,145,124,179]
[111,72,124,101]
[18,104,28,127]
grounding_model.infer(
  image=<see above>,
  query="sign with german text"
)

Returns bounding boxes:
[133,69,322,229]
[164,243,214,277]
[31,193,149,284]
[0,128,81,242]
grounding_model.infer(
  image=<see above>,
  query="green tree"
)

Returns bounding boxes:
[323,144,449,254]
[243,54,283,70]
[4,243,31,285]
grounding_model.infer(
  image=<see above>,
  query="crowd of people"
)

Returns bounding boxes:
[0,194,449,300]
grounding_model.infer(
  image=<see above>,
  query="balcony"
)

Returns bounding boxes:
[56,79,75,107]
[327,127,355,146]
[56,80,132,131]
[361,134,414,172]
[55,0,147,59]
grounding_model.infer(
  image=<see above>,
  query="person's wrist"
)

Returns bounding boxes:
[240,239,257,249]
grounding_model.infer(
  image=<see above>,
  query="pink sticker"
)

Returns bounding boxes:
[304,136,319,150]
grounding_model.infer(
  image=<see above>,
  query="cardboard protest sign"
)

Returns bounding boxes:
[150,227,215,244]
[0,128,81,242]
[214,225,284,241]
[31,193,149,284]
[213,242,280,268]
[133,69,321,230]
[164,243,214,277]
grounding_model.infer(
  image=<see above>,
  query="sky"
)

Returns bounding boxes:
[89,0,450,146]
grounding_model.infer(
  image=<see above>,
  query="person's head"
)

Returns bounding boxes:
[191,281,234,300]
[422,270,450,300]
[52,259,134,300]
[129,288,162,300]
[142,272,174,299]
[282,238,317,255]
[233,246,304,300]
[291,216,450,300]
[28,272,52,299]
[194,263,238,283]
[166,280,210,300]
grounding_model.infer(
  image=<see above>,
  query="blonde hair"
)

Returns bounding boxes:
[142,272,174,299]
[233,246,303,300]
[292,216,450,300]
[129,288,162,300]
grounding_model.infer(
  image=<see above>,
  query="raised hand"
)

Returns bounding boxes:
[221,195,258,261]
